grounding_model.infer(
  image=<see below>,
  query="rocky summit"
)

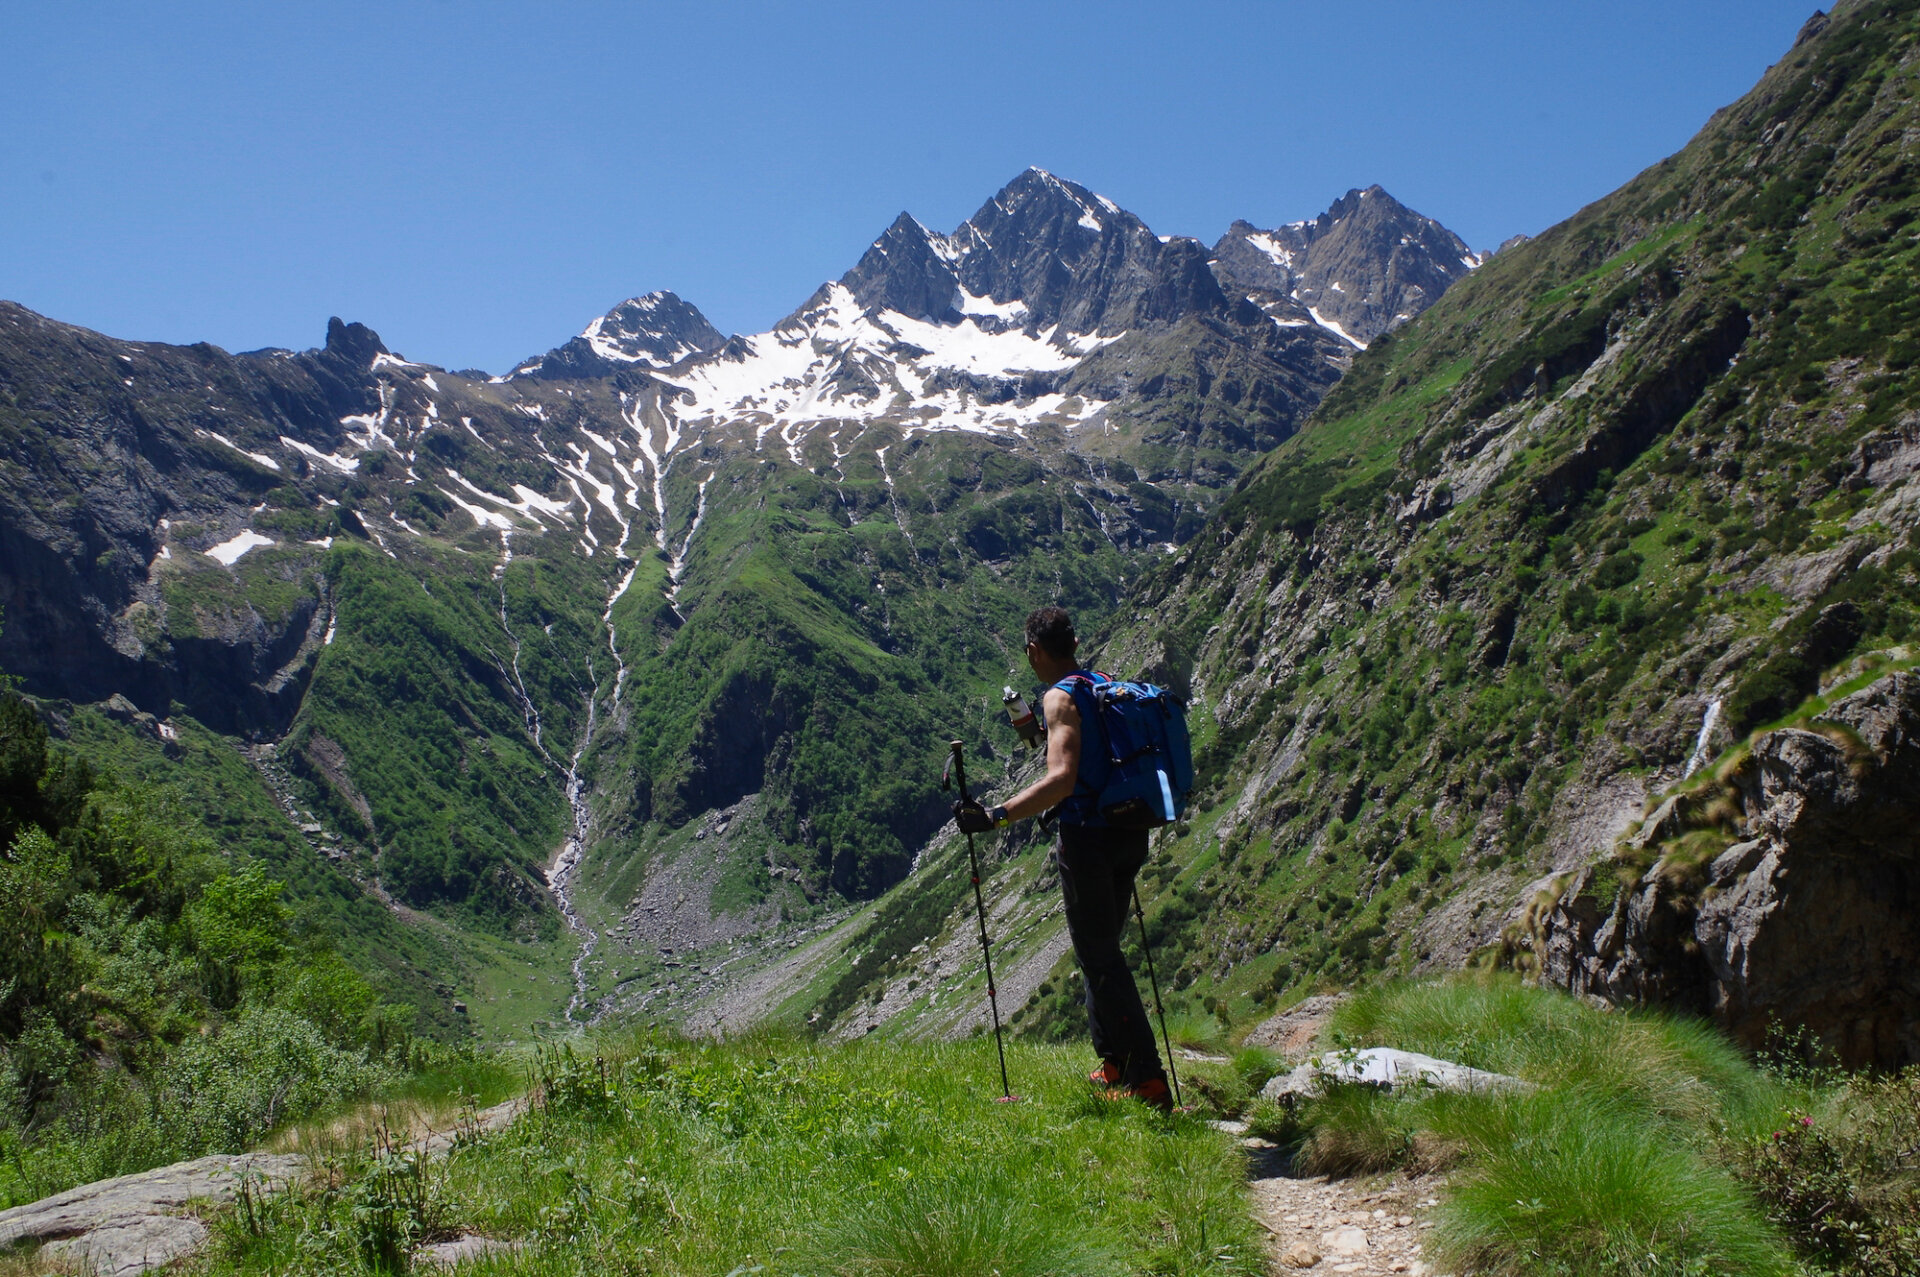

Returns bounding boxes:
[1212,185,1485,349]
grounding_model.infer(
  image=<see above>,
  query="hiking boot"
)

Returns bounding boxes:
[1088,1060,1122,1086]
[1127,1077,1174,1112]
[1099,1077,1173,1113]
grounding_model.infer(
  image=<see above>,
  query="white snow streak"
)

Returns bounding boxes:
[280,435,361,472]
[201,431,281,471]
[1306,307,1369,350]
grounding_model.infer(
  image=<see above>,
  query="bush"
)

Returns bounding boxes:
[155,1007,396,1153]
[1741,1075,1920,1276]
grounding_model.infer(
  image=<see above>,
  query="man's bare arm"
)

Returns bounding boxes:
[1002,686,1080,821]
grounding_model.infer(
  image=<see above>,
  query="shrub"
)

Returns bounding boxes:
[155,1007,395,1153]
[345,1124,452,1273]
[1740,1076,1920,1276]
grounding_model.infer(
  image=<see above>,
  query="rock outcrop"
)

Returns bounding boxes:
[1530,670,1920,1068]
[0,1097,523,1275]
[0,1152,306,1277]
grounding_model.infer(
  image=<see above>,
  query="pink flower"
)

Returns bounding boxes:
[1801,1116,1813,1127]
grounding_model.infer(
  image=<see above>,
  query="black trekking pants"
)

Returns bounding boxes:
[1056,823,1165,1087]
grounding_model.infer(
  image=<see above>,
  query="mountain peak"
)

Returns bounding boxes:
[986,167,1126,234]
[1213,188,1478,344]
[323,317,388,367]
[511,290,723,380]
[839,213,963,322]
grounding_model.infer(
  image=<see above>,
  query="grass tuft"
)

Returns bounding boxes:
[1291,976,1808,1276]
[814,1182,1119,1277]
[1435,1089,1792,1277]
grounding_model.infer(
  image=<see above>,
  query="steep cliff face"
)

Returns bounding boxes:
[1529,669,1920,1068]
[0,307,382,737]
[1084,0,1920,1027]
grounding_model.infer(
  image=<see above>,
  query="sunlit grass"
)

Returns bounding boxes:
[1281,975,1807,1276]
[196,1032,1260,1276]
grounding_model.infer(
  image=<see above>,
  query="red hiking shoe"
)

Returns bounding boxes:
[1126,1077,1174,1113]
[1098,1076,1173,1113]
[1088,1060,1122,1086]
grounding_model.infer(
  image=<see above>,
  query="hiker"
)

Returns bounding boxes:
[951,606,1173,1111]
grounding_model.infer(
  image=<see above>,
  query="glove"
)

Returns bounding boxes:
[952,800,1009,833]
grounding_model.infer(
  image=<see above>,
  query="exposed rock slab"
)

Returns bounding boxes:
[0,1095,525,1275]
[1261,1047,1528,1101]
[39,1216,209,1277]
[0,1152,306,1273]
[419,1234,521,1266]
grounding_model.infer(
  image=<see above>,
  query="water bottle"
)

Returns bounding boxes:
[1003,685,1043,748]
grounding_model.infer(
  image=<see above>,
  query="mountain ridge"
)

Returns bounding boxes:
[0,169,1479,1036]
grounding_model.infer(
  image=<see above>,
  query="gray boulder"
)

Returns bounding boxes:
[0,1152,306,1275]
[1260,1046,1529,1101]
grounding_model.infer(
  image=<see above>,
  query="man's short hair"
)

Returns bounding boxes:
[1025,606,1077,660]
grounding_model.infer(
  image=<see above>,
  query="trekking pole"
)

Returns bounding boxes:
[943,739,1015,1102]
[1131,885,1182,1109]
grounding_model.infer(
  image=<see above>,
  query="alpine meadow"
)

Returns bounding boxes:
[7,3,1920,1274]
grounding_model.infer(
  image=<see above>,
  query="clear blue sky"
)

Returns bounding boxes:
[3,1,1825,374]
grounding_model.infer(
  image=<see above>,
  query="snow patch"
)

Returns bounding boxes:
[280,435,361,472]
[205,530,274,565]
[437,488,512,532]
[201,431,281,471]
[446,469,574,522]
[1243,231,1297,270]
[1306,307,1368,350]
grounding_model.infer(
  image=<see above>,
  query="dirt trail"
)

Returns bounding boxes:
[1235,1137,1450,1276]
[1231,996,1454,1275]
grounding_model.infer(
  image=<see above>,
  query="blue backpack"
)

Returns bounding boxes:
[1052,671,1194,829]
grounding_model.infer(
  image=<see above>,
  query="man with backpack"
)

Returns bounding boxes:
[951,606,1174,1111]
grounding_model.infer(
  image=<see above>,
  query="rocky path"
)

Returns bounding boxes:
[1227,1132,1448,1276]
[1230,996,1456,1275]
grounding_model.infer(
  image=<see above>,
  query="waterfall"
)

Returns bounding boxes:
[1683,698,1723,778]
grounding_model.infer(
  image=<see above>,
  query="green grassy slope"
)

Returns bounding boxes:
[1081,0,1920,1011]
